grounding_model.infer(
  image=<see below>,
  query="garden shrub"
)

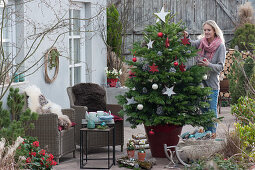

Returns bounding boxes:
[107,4,123,71]
[235,122,255,163]
[228,51,255,104]
[231,96,255,124]
[0,87,38,144]
[230,23,255,51]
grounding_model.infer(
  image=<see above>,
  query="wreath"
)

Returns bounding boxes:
[44,47,59,83]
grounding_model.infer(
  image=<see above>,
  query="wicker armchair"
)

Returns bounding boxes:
[24,95,76,164]
[67,83,124,151]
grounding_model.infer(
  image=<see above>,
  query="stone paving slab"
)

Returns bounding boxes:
[54,107,234,170]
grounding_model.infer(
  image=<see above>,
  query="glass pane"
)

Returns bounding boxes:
[74,39,80,64]
[3,42,9,58]
[73,10,80,35]
[74,66,81,84]
[69,39,72,64]
[70,68,72,86]
[0,8,9,39]
[69,9,71,36]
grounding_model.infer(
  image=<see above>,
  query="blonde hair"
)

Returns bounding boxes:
[198,20,225,44]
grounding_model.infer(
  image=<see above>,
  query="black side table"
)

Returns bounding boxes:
[80,127,115,169]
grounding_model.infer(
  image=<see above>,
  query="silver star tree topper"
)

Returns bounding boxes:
[154,6,170,23]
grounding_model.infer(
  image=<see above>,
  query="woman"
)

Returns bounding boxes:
[184,20,226,138]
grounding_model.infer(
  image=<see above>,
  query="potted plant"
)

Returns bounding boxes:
[138,146,146,162]
[117,8,215,157]
[126,139,135,159]
[105,67,122,87]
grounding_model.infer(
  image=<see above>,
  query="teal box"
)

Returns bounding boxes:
[13,73,19,82]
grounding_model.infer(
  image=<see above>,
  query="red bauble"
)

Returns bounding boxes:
[132,57,137,62]
[174,61,178,66]
[149,130,155,135]
[158,32,163,37]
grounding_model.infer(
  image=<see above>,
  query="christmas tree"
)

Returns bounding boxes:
[117,7,215,129]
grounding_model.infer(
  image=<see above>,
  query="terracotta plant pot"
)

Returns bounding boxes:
[127,150,135,158]
[107,78,118,87]
[145,124,183,157]
[138,152,146,162]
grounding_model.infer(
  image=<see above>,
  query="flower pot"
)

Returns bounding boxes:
[127,150,135,159]
[144,124,182,158]
[138,152,146,162]
[107,78,118,87]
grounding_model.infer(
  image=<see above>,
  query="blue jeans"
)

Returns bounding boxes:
[206,90,219,133]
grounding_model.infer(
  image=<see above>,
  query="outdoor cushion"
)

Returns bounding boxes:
[72,83,106,112]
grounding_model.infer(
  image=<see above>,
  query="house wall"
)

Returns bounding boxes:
[12,0,107,108]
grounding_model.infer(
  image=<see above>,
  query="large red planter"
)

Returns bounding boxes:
[144,124,183,157]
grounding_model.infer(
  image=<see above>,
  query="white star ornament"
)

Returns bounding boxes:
[126,97,137,105]
[154,6,170,23]
[146,40,154,49]
[163,86,176,97]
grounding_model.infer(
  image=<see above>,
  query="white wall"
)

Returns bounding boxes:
[12,0,107,108]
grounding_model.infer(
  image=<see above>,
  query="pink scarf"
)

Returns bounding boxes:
[198,37,222,61]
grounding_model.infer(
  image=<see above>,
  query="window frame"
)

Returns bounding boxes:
[69,3,86,86]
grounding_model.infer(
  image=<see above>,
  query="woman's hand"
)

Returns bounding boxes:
[183,31,189,38]
[198,58,209,66]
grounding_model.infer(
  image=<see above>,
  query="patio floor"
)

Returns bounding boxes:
[53,107,235,170]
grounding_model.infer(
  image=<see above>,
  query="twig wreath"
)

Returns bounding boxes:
[44,47,59,83]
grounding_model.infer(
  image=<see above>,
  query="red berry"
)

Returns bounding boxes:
[174,61,178,66]
[158,32,163,37]
[203,58,207,61]
[132,57,137,62]
[149,130,155,135]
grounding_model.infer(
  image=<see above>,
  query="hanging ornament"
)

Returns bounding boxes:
[179,63,186,72]
[156,106,163,115]
[132,57,137,62]
[174,61,178,67]
[165,37,170,48]
[137,104,143,110]
[187,50,191,54]
[158,32,163,37]
[163,86,176,97]
[129,70,136,78]
[152,83,158,90]
[154,6,170,23]
[169,67,176,73]
[149,63,159,73]
[126,97,137,105]
[157,51,162,56]
[147,40,154,49]
[203,74,208,80]
[149,129,155,135]
[142,87,148,93]
[142,63,150,71]
[181,36,190,45]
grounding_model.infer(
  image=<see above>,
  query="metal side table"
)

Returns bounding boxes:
[80,125,115,169]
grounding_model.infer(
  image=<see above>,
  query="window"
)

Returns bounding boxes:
[69,3,86,86]
[0,0,15,84]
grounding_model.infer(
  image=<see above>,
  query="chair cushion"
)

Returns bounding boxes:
[72,83,106,112]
